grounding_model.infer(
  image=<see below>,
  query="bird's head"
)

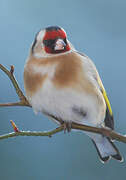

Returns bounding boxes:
[31,26,72,58]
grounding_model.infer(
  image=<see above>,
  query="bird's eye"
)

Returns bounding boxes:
[43,39,56,47]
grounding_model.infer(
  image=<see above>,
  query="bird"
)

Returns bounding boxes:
[24,25,123,163]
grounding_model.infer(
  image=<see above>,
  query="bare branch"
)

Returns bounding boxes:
[0,64,30,107]
[0,102,30,107]
[0,121,126,143]
[0,126,64,140]
[71,123,126,143]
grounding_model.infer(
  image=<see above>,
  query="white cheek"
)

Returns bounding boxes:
[41,43,44,49]
[37,30,46,42]
[34,47,47,58]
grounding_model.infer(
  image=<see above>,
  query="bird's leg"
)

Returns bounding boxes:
[49,116,72,133]
[62,122,72,133]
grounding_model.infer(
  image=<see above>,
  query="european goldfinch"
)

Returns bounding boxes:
[24,26,123,163]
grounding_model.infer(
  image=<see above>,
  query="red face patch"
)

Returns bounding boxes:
[43,29,71,54]
[43,29,66,41]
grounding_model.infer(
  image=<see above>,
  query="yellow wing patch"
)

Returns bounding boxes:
[97,77,113,116]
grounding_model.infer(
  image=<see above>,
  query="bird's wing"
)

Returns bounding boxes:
[77,51,114,130]
[97,76,114,129]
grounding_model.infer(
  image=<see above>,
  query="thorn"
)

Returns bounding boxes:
[10,65,14,74]
[10,120,19,132]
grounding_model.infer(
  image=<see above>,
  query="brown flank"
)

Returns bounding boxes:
[24,67,47,97]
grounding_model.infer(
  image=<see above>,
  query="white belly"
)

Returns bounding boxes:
[27,79,105,127]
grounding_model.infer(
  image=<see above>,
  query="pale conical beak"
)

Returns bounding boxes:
[54,39,66,50]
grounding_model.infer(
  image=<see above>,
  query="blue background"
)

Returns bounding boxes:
[0,0,126,179]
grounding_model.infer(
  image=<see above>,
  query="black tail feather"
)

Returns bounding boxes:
[92,140,110,163]
[107,138,123,162]
[92,137,123,163]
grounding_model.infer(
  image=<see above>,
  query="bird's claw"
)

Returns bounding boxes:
[63,122,72,133]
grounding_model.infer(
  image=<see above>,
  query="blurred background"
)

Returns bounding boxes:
[0,0,126,179]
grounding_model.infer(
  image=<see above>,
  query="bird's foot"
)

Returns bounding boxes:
[62,122,72,133]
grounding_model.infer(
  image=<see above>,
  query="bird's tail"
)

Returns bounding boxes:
[92,136,123,163]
